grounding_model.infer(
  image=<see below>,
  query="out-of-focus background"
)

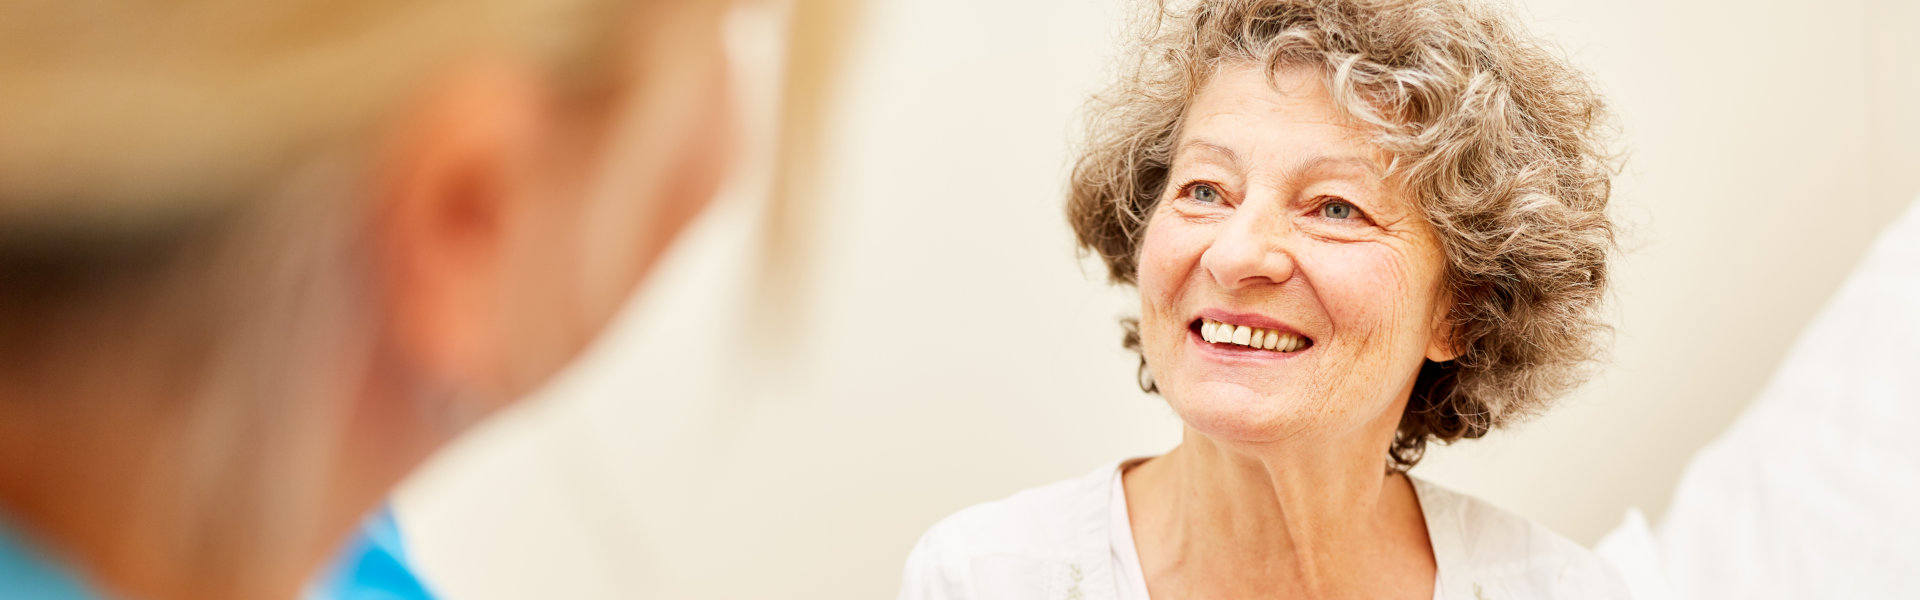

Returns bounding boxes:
[395,0,1920,597]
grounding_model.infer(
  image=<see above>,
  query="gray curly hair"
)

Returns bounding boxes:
[1068,0,1618,468]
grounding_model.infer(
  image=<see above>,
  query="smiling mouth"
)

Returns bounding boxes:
[1192,318,1313,353]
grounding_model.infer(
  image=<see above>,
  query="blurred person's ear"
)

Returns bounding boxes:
[373,58,557,406]
[371,2,736,413]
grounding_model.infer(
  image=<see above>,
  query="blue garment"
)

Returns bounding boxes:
[0,517,107,600]
[311,507,437,600]
[0,507,431,600]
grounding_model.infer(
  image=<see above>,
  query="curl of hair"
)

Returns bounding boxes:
[1073,0,1618,469]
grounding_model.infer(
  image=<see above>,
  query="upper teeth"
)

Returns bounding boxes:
[1200,319,1308,352]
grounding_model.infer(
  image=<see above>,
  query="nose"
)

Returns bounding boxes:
[1199,203,1297,290]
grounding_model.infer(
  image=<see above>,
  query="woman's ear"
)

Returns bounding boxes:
[373,59,553,399]
[1425,328,1462,363]
[1425,298,1463,363]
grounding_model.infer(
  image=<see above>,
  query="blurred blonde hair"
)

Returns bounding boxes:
[0,0,675,594]
[1069,0,1618,468]
[0,0,628,226]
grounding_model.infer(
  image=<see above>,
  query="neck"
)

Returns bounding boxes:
[0,350,441,600]
[1123,416,1434,598]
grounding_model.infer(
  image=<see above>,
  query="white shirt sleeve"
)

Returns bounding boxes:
[898,526,963,600]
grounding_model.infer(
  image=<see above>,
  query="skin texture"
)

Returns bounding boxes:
[0,2,734,599]
[1122,63,1457,599]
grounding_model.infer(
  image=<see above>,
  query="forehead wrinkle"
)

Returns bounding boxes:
[1175,112,1386,188]
[1283,154,1387,185]
[1172,137,1243,173]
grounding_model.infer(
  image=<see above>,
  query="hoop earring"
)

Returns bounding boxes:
[1136,358,1158,394]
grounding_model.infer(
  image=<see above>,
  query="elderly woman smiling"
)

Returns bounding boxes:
[901,0,1623,598]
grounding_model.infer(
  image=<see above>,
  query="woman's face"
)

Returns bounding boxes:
[1137,64,1456,446]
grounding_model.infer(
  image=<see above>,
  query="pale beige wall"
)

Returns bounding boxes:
[395,0,1920,598]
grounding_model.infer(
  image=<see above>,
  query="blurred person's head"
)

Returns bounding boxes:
[0,0,734,598]
[1068,0,1615,468]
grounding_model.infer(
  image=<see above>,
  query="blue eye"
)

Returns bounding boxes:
[1322,200,1356,219]
[1191,183,1221,204]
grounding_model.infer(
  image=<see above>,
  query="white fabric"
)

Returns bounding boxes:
[1593,509,1677,600]
[900,460,1630,600]
[1646,197,1920,599]
[1106,468,1149,600]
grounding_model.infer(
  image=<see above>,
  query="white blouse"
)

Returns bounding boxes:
[900,461,1630,600]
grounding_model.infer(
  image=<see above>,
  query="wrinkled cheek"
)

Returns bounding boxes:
[1310,246,1412,337]
[1306,245,1440,404]
[1135,219,1196,359]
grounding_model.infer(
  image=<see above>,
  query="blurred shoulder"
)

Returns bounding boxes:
[1411,477,1632,600]
[898,462,1118,600]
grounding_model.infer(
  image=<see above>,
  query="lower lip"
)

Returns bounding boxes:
[1187,326,1311,362]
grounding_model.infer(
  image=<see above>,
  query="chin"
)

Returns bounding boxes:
[1161,380,1320,446]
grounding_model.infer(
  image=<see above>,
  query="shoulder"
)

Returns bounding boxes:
[308,506,438,600]
[1411,477,1632,600]
[898,463,1118,600]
